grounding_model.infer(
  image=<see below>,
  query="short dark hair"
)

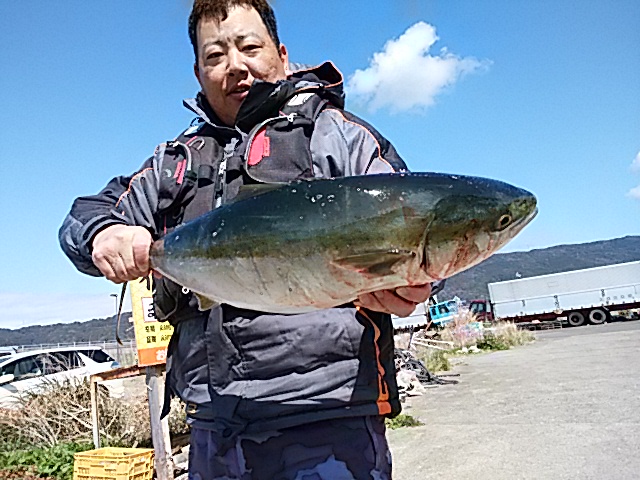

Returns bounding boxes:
[188,0,280,61]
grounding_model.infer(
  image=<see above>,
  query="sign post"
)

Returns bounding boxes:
[130,276,175,480]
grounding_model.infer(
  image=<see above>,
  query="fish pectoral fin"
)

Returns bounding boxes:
[194,293,220,311]
[333,249,415,276]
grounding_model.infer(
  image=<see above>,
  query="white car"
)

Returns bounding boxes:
[0,346,125,407]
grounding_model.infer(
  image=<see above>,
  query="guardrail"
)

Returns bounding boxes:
[15,340,134,351]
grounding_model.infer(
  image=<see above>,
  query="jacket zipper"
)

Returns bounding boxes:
[214,137,239,208]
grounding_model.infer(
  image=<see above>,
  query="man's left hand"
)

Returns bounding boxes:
[355,284,432,317]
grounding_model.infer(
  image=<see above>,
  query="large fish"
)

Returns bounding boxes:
[150,172,537,313]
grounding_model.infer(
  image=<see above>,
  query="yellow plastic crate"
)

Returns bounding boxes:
[73,447,154,480]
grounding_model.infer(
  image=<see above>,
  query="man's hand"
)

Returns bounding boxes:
[92,225,153,283]
[355,284,432,317]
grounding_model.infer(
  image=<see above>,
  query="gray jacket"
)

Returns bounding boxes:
[59,62,406,438]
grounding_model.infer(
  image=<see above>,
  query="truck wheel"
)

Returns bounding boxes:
[588,308,608,325]
[567,311,585,327]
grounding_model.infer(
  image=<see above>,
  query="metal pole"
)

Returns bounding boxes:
[110,293,119,363]
[146,365,174,480]
[90,376,101,449]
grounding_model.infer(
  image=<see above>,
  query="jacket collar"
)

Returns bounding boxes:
[183,61,345,134]
[182,94,237,134]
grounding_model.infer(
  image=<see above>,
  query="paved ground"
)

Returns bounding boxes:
[388,321,640,480]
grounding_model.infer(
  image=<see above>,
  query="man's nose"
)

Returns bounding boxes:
[227,49,247,76]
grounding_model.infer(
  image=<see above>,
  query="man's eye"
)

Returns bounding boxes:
[206,52,223,60]
[243,44,260,52]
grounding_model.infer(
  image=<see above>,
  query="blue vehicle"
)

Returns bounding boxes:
[390,297,461,331]
[428,300,459,327]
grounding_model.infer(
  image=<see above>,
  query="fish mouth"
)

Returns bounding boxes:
[520,205,538,226]
[149,238,165,270]
[507,204,538,232]
[496,194,537,250]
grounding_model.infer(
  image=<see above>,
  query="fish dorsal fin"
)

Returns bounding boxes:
[333,249,416,276]
[233,184,284,203]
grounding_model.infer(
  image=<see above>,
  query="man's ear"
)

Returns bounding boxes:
[279,44,290,74]
[194,63,202,87]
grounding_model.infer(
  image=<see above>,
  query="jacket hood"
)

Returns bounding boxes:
[184,61,345,134]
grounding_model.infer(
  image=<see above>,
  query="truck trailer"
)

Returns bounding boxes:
[469,260,640,327]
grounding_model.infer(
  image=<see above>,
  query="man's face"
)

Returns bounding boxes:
[194,6,289,126]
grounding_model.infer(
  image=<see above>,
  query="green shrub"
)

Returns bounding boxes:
[477,333,510,351]
[0,442,92,480]
[416,348,451,372]
[385,413,424,430]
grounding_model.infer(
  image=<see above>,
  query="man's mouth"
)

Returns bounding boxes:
[228,84,251,100]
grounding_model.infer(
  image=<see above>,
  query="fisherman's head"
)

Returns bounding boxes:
[189,0,289,126]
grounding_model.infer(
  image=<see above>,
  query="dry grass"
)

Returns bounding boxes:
[0,378,187,452]
[483,321,536,348]
[437,310,535,351]
[438,310,485,349]
[0,378,148,450]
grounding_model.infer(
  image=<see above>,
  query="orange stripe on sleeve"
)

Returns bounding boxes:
[115,168,154,209]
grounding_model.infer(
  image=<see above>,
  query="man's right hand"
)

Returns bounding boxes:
[92,225,153,283]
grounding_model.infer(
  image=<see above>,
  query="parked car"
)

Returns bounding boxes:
[0,346,18,358]
[0,346,124,407]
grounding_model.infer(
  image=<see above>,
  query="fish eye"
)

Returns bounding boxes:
[497,214,512,230]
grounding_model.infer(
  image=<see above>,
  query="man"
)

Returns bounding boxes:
[60,1,431,478]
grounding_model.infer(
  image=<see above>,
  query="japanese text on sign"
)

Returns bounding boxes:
[130,276,174,366]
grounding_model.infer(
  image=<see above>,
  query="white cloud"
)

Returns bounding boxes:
[628,185,640,200]
[631,151,640,172]
[346,22,490,113]
[0,292,132,330]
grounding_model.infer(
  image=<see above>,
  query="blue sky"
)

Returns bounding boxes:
[1,1,638,329]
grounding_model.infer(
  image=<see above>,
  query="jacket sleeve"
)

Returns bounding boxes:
[310,107,408,178]
[58,155,162,277]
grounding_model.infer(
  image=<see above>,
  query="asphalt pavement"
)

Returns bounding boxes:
[388,321,640,480]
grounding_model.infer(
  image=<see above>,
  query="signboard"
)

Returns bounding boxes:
[130,276,173,366]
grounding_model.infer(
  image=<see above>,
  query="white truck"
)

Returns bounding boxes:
[469,260,640,327]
